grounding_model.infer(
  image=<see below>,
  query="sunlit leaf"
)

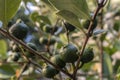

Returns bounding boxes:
[48,0,90,19]
[56,10,81,29]
[0,0,21,27]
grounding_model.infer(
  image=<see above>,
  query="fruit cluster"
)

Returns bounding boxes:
[42,43,94,78]
[7,17,95,79]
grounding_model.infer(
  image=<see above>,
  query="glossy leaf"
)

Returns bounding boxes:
[0,0,21,27]
[0,40,7,57]
[48,0,90,19]
[56,10,81,29]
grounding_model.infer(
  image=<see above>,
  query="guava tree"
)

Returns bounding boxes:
[0,0,120,80]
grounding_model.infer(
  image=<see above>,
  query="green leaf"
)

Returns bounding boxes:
[48,0,90,19]
[0,40,7,58]
[56,10,81,29]
[103,53,113,76]
[0,64,15,79]
[0,0,21,27]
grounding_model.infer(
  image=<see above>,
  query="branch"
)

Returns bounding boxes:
[0,28,73,78]
[72,0,107,79]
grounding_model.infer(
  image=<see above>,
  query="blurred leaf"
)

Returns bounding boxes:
[59,33,68,44]
[114,40,120,51]
[113,20,120,32]
[41,0,52,6]
[23,0,34,4]
[48,0,90,19]
[100,32,107,41]
[31,12,51,25]
[0,0,21,27]
[81,62,93,72]
[54,42,64,49]
[114,60,120,73]
[93,29,106,36]
[0,64,15,79]
[0,40,7,57]
[103,53,113,76]
[117,66,120,74]
[56,10,81,29]
[104,46,117,55]
[116,66,120,80]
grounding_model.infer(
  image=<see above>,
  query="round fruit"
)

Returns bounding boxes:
[9,22,29,40]
[81,19,97,30]
[64,22,76,32]
[42,25,52,33]
[50,54,66,68]
[25,43,37,58]
[39,37,48,45]
[39,37,56,45]
[80,48,94,63]
[27,43,37,51]
[61,44,78,63]
[42,65,59,78]
[49,37,56,45]
[7,20,15,28]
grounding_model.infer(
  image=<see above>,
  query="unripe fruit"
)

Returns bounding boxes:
[50,54,66,68]
[39,37,48,45]
[80,48,94,63]
[42,25,52,33]
[64,22,76,32]
[7,20,15,28]
[49,37,56,45]
[61,44,78,63]
[9,22,29,40]
[42,65,59,78]
[25,43,37,58]
[39,37,56,45]
[81,19,97,30]
[27,43,37,51]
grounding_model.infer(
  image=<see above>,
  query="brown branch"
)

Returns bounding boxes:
[72,0,107,79]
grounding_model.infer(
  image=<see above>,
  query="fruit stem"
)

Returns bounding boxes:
[72,0,107,79]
